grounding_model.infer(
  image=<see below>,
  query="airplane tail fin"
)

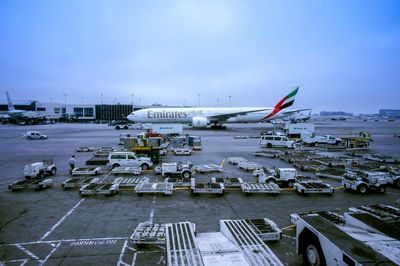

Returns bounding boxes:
[6,91,16,111]
[262,86,299,120]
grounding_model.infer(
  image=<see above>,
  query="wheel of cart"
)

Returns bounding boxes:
[300,229,326,266]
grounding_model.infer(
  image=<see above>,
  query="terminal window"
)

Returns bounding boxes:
[84,107,94,117]
[74,107,84,117]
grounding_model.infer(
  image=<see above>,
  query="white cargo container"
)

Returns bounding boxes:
[150,123,183,135]
[284,123,315,139]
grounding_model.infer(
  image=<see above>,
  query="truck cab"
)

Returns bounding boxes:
[258,167,297,187]
[108,152,153,170]
[342,171,387,194]
[23,160,57,178]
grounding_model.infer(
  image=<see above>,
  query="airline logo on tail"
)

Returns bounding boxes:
[6,91,15,112]
[259,86,299,121]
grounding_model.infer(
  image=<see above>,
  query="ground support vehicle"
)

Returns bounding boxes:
[111,166,142,175]
[291,206,400,266]
[160,162,193,178]
[24,160,57,178]
[62,177,91,189]
[240,182,280,195]
[71,167,101,176]
[25,131,47,140]
[385,174,400,188]
[79,182,119,196]
[190,178,225,195]
[303,135,341,146]
[76,146,94,152]
[130,221,165,247]
[9,178,53,191]
[342,171,387,194]
[192,164,223,174]
[188,136,202,150]
[348,204,400,225]
[211,177,243,188]
[238,161,261,171]
[256,168,297,187]
[173,147,192,156]
[134,182,173,196]
[244,218,282,241]
[166,220,283,266]
[315,168,347,180]
[164,177,191,188]
[227,157,247,165]
[293,181,334,195]
[113,177,148,188]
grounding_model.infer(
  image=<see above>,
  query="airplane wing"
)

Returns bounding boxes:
[281,108,312,116]
[208,108,270,122]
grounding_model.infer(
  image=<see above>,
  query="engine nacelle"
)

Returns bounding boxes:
[192,117,209,128]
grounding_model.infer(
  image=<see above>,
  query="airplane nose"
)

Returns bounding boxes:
[127,114,134,121]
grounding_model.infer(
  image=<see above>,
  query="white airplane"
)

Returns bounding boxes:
[127,86,310,128]
[3,91,47,124]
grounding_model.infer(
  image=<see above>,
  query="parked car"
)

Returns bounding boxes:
[26,131,47,140]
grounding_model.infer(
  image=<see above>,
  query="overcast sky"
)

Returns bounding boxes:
[0,0,399,113]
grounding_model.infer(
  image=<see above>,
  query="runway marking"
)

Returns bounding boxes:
[40,199,85,241]
[0,259,29,265]
[117,240,137,266]
[149,195,156,223]
[39,242,61,266]
[16,244,41,261]
[282,234,296,240]
[0,237,128,247]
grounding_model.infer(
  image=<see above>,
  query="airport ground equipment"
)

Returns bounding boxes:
[253,150,284,158]
[111,166,142,175]
[76,146,94,152]
[227,157,247,165]
[130,221,166,246]
[315,168,347,180]
[291,206,400,266]
[173,147,192,156]
[292,159,325,172]
[260,134,296,148]
[312,156,346,167]
[363,153,398,163]
[108,151,153,170]
[240,182,281,195]
[238,161,261,171]
[188,136,202,150]
[342,171,387,194]
[166,219,284,266]
[244,218,282,241]
[164,177,191,187]
[9,178,53,191]
[211,177,243,188]
[25,131,47,140]
[62,177,91,189]
[134,181,174,196]
[293,181,334,195]
[23,160,57,178]
[192,164,223,174]
[256,168,297,187]
[79,182,119,196]
[384,173,400,188]
[160,162,193,178]
[71,167,101,176]
[190,178,224,195]
[113,177,149,188]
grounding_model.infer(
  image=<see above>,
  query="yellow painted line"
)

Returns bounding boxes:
[281,188,295,191]
[281,224,296,231]
[220,159,225,168]
[175,187,191,190]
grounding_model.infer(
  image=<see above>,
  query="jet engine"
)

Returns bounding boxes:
[192,117,209,128]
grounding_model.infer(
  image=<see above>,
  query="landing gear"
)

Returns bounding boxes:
[210,123,226,130]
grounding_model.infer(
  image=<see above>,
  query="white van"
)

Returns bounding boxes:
[107,152,153,170]
[260,135,295,148]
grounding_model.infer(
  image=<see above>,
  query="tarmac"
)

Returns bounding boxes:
[0,120,399,265]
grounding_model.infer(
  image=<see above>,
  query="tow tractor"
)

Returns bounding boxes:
[255,168,297,187]
[9,178,53,191]
[71,167,101,176]
[23,160,57,178]
[342,171,387,194]
[190,178,225,195]
[157,162,193,178]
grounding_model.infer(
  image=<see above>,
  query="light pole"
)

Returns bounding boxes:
[197,93,201,107]
[228,95,231,107]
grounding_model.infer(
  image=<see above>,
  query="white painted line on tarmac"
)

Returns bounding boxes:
[117,240,130,266]
[39,242,61,266]
[0,237,128,247]
[15,244,41,262]
[131,252,137,266]
[149,195,156,223]
[40,199,85,241]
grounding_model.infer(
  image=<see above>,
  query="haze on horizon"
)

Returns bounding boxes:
[0,0,399,114]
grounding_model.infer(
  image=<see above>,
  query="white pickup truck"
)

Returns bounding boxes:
[107,152,153,170]
[303,135,341,145]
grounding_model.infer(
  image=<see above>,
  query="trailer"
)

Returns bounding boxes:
[173,148,192,156]
[62,177,91,189]
[76,146,94,152]
[292,159,325,172]
[291,206,400,266]
[293,181,334,195]
[253,150,284,158]
[315,168,347,180]
[79,182,119,196]
[192,164,223,174]
[240,182,281,195]
[71,167,102,176]
[134,182,174,196]
[238,161,261,171]
[113,177,149,188]
[190,178,224,195]
[111,166,142,175]
[130,221,166,247]
[164,177,192,187]
[211,177,243,188]
[244,218,282,241]
[9,178,53,191]
[227,157,247,165]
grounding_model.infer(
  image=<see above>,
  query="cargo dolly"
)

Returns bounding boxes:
[190,178,224,195]
[192,164,223,173]
[164,177,192,188]
[211,177,243,188]
[134,182,174,196]
[238,161,261,171]
[113,177,149,188]
[9,178,53,191]
[292,159,325,171]
[315,168,347,180]
[62,177,91,189]
[111,166,142,175]
[253,150,284,158]
[79,182,119,196]
[293,181,334,195]
[130,221,166,247]
[348,204,400,226]
[227,157,247,165]
[244,218,282,241]
[72,167,102,176]
[240,182,281,195]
